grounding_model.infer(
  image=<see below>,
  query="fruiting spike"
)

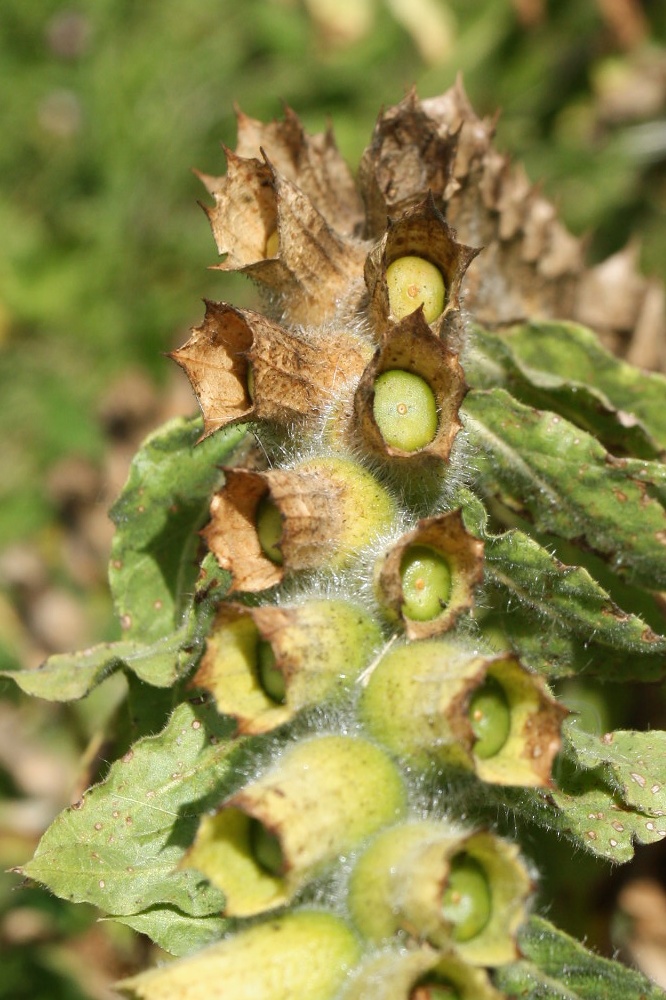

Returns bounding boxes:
[400,544,452,621]
[468,676,511,759]
[386,255,446,322]
[256,494,284,564]
[372,370,439,451]
[441,854,492,942]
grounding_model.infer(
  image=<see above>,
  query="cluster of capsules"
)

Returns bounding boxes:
[122,88,568,1000]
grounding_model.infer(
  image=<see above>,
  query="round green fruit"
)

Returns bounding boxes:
[248,818,284,876]
[411,977,461,1000]
[372,370,438,452]
[256,494,283,564]
[468,676,511,759]
[256,639,286,704]
[386,255,446,323]
[441,854,491,942]
[400,545,452,621]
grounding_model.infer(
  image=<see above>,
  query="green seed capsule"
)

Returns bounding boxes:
[256,494,283,564]
[468,676,511,759]
[248,818,284,876]
[441,854,492,942]
[372,370,438,451]
[256,639,286,704]
[411,977,461,1000]
[400,545,452,621]
[386,255,446,323]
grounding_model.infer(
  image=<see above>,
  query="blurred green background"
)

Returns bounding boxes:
[1,1,665,996]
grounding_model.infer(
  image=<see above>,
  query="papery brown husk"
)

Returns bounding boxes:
[364,194,479,349]
[171,300,371,438]
[353,311,468,467]
[375,509,484,638]
[203,466,342,592]
[358,81,665,352]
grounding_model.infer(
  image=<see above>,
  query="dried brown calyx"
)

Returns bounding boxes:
[351,312,468,469]
[364,195,479,349]
[203,458,396,592]
[171,301,371,439]
[356,81,664,348]
[374,510,484,639]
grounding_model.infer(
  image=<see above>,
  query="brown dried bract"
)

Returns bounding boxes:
[357,79,664,346]
[353,312,467,466]
[364,195,479,348]
[375,510,484,638]
[203,466,342,592]
[171,301,371,439]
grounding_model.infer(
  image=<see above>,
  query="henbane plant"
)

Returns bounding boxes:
[4,84,666,999]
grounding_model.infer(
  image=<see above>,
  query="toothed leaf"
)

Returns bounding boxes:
[467,323,666,459]
[109,416,246,644]
[464,388,666,590]
[19,701,242,916]
[496,915,665,999]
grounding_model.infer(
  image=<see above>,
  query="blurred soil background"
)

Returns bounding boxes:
[1,1,666,996]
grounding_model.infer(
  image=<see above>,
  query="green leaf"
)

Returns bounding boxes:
[19,700,243,917]
[0,630,196,701]
[518,724,666,863]
[108,907,228,957]
[467,323,666,459]
[467,507,666,681]
[495,915,666,999]
[109,416,246,644]
[566,725,666,820]
[463,388,666,590]
[460,489,666,680]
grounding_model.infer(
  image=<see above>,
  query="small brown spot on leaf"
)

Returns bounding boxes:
[122,750,134,763]
[656,530,666,547]
[94,822,102,831]
[120,614,131,630]
[630,772,647,788]
[586,830,597,840]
